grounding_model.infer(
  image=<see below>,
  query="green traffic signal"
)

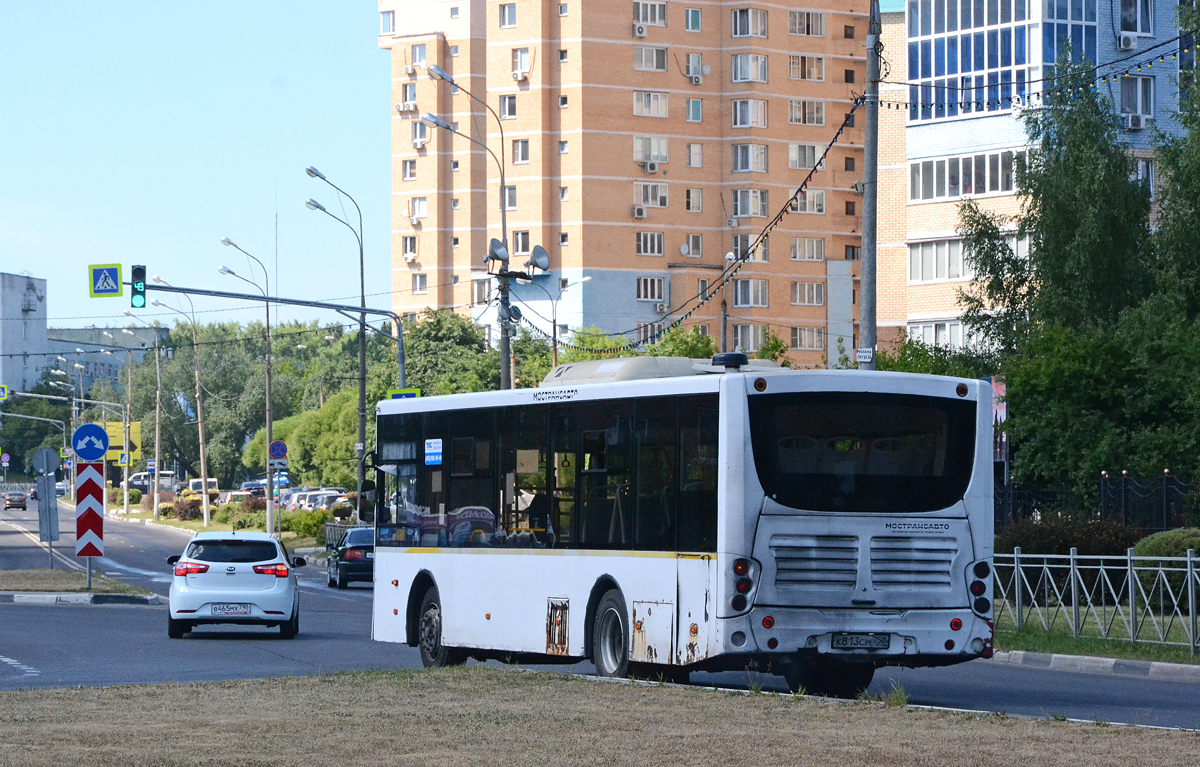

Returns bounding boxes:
[131,265,146,308]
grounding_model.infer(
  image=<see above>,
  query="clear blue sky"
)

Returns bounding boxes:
[0,1,392,330]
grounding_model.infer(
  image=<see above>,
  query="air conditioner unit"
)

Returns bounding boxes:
[512,70,528,81]
[403,253,418,263]
[1124,113,1145,130]
[642,161,659,174]
[409,216,421,226]
[631,205,647,219]
[404,64,416,75]
[413,139,427,148]
[689,75,703,85]
[726,218,737,227]
[1117,33,1137,51]
[401,101,417,111]
[633,23,647,37]
[654,303,667,313]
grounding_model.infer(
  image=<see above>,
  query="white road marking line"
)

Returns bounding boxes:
[0,515,80,571]
[0,655,40,677]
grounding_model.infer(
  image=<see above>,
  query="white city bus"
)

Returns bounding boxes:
[369,353,995,696]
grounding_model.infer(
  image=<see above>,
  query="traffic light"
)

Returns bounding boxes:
[131,265,146,308]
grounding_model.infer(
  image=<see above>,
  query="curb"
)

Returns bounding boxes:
[0,592,160,606]
[989,649,1200,684]
[107,515,192,534]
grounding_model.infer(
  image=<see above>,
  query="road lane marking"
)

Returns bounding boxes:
[0,515,80,570]
[0,654,39,677]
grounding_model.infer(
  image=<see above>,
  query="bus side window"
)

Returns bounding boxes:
[678,394,719,552]
[444,409,497,548]
[575,400,634,549]
[633,397,678,552]
[550,404,576,549]
[498,405,550,547]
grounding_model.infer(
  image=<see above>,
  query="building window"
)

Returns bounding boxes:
[636,182,669,207]
[734,278,769,308]
[686,53,702,76]
[634,2,668,26]
[559,3,569,16]
[909,150,1025,201]
[685,7,701,30]
[560,232,569,245]
[633,135,669,163]
[845,200,856,216]
[559,140,569,154]
[789,10,823,36]
[559,95,568,108]
[402,236,418,257]
[1121,76,1154,117]
[500,3,516,27]
[907,238,984,282]
[452,237,460,247]
[686,233,703,257]
[908,320,966,349]
[634,46,668,71]
[686,143,703,168]
[512,47,530,75]
[513,231,531,255]
[791,237,825,261]
[513,139,530,164]
[732,143,768,173]
[844,156,856,171]
[559,186,568,200]
[636,231,665,256]
[789,143,820,169]
[558,49,568,62]
[637,322,665,344]
[845,245,861,260]
[380,11,395,34]
[686,98,702,122]
[733,233,767,262]
[633,91,669,117]
[412,121,428,143]
[1134,158,1154,196]
[499,94,516,118]
[451,6,459,18]
[411,44,427,66]
[1120,0,1152,34]
[733,324,765,352]
[844,68,856,83]
[732,189,768,218]
[795,190,825,214]
[402,159,416,180]
[788,99,824,125]
[411,197,427,218]
[451,198,460,210]
[732,53,769,82]
[451,160,460,171]
[731,8,768,37]
[685,188,703,211]
[412,273,428,295]
[698,278,710,300]
[401,82,417,102]
[732,99,767,127]
[789,55,824,81]
[450,45,459,57]
[845,24,856,38]
[473,279,491,305]
[636,276,665,301]
[503,185,517,209]
[791,281,825,306]
[791,326,825,351]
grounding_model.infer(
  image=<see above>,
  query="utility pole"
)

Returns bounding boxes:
[124,353,132,513]
[859,0,881,370]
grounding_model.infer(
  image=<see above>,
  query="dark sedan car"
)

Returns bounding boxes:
[326,527,374,589]
[4,492,27,510]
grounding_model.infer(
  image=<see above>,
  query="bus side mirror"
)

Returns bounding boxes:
[359,480,377,523]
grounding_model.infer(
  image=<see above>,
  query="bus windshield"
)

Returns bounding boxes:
[748,391,976,513]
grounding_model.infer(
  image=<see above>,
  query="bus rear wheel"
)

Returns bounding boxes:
[418,587,466,668]
[784,656,874,699]
[592,589,630,678]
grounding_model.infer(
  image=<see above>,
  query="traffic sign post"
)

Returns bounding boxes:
[117,452,130,467]
[72,424,109,589]
[269,440,288,460]
[33,447,60,568]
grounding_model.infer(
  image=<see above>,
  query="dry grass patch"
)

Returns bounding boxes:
[0,568,150,595]
[0,666,1196,766]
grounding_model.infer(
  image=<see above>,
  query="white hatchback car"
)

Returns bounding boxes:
[167,531,306,639]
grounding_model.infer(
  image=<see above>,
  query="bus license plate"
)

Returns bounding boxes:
[832,633,890,650]
[211,603,251,616]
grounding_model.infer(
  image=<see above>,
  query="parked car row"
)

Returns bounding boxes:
[283,487,349,512]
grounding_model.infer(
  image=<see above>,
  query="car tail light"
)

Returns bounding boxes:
[174,561,209,576]
[345,549,364,561]
[253,563,290,578]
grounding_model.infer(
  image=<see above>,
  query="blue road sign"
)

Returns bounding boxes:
[147,458,157,472]
[269,440,288,459]
[72,423,110,462]
[424,438,443,466]
[89,264,123,298]
[0,384,8,401]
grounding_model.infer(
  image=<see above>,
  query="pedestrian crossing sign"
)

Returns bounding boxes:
[89,264,123,298]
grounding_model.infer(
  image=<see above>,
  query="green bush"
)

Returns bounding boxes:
[282,509,331,540]
[128,489,142,505]
[211,504,237,524]
[995,520,1141,556]
[232,510,266,531]
[1134,528,1200,559]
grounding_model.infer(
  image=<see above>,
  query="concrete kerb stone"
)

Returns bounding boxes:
[106,514,193,535]
[0,592,160,606]
[988,649,1200,684]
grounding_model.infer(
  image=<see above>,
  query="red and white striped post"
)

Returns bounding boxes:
[75,461,105,588]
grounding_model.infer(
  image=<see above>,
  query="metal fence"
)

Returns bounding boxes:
[994,548,1200,655]
[993,485,1088,528]
[323,522,369,547]
[1099,472,1199,532]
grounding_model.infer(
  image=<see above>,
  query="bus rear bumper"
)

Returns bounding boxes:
[727,606,993,666]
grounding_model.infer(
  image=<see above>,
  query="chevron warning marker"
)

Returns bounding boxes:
[75,460,105,557]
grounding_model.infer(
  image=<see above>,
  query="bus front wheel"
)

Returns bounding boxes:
[784,656,874,699]
[417,587,466,668]
[592,589,630,678]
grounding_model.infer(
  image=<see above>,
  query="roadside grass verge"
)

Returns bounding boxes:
[996,621,1200,665]
[0,666,1195,766]
[0,569,151,595]
[114,511,319,549]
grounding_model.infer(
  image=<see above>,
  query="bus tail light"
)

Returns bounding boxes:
[726,557,760,616]
[174,561,209,576]
[253,563,290,578]
[966,559,993,617]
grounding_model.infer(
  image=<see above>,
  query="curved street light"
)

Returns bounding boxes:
[124,312,166,520]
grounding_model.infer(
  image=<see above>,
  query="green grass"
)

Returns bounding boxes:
[115,511,319,549]
[996,621,1200,665]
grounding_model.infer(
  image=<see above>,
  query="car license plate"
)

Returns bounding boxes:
[366,551,374,559]
[831,632,890,650]
[211,603,252,616]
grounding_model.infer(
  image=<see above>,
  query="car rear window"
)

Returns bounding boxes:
[185,540,279,563]
[347,529,374,546]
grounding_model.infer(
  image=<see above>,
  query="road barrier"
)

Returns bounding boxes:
[994,548,1199,655]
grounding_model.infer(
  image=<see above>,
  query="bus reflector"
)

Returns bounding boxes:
[950,618,962,631]
[945,639,955,650]
[762,615,774,629]
[767,638,778,649]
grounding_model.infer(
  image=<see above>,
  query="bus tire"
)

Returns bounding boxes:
[417,587,466,668]
[784,657,874,699]
[592,589,630,678]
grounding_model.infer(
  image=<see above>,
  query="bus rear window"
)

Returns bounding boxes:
[748,391,976,513]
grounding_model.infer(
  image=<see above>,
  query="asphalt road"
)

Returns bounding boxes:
[2,502,1197,729]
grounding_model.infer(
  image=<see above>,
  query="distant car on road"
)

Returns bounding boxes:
[166,531,306,639]
[4,492,27,510]
[55,482,66,497]
[327,526,374,589]
[29,487,37,501]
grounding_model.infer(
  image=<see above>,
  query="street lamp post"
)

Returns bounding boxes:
[102,332,132,514]
[124,314,164,521]
[519,276,591,367]
[151,278,212,527]
[304,167,369,520]
[219,236,276,535]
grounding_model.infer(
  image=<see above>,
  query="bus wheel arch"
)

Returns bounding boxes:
[584,576,622,662]
[406,570,437,647]
[588,581,631,678]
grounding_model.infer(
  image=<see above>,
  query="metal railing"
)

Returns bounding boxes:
[994,548,1199,655]
[323,521,370,547]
